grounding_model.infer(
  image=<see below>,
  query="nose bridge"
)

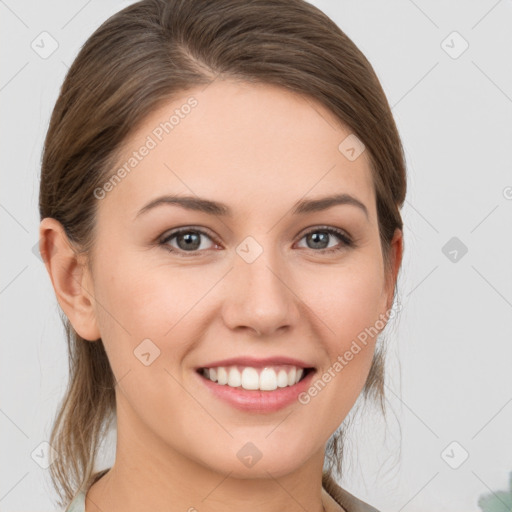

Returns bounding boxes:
[224,233,299,335]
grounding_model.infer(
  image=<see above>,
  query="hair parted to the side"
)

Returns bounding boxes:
[39,0,406,506]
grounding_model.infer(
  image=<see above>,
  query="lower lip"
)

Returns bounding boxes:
[195,369,316,413]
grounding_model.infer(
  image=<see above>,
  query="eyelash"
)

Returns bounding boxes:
[158,225,354,257]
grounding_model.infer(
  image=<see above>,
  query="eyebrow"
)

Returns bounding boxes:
[135,193,369,220]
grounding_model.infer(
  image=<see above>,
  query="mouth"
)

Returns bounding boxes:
[196,364,315,391]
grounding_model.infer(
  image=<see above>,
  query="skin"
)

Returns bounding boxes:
[40,79,402,512]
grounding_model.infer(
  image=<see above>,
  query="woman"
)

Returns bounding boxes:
[38,0,406,510]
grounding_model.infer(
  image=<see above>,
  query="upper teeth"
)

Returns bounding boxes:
[202,365,305,391]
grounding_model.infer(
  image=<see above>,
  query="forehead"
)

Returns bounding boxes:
[101,79,376,222]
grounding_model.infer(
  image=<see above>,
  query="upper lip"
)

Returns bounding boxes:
[197,356,315,369]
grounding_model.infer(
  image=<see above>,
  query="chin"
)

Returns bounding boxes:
[192,438,313,480]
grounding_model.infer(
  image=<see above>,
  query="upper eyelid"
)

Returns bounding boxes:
[159,226,219,243]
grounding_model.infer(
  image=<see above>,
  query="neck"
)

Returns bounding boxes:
[85,399,331,512]
[86,463,329,512]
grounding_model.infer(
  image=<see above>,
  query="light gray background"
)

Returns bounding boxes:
[1,1,511,510]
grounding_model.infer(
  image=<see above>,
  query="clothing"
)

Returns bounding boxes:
[322,473,380,512]
[65,490,85,512]
[64,471,380,512]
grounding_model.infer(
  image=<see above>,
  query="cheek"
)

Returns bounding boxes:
[307,255,385,386]
[336,273,383,341]
[92,250,213,383]
[94,251,188,335]
[296,267,384,422]
[310,256,385,340]
[91,257,194,412]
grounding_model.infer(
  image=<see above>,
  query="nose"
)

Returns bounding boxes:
[221,246,301,337]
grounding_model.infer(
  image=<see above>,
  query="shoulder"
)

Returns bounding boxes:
[322,472,381,512]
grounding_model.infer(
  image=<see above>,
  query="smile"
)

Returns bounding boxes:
[195,365,317,413]
[198,365,313,391]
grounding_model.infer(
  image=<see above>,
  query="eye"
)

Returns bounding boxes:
[158,225,354,257]
[159,227,220,257]
[296,226,353,254]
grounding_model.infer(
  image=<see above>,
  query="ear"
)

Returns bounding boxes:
[383,227,403,313]
[38,217,101,342]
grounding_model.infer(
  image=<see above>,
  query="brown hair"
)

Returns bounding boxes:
[39,0,406,506]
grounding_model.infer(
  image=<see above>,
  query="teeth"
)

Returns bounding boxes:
[241,367,260,390]
[276,369,289,388]
[228,367,242,387]
[217,367,228,385]
[201,365,308,391]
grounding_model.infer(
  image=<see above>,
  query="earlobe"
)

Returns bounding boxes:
[39,217,101,342]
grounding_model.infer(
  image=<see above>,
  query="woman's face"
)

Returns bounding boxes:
[81,79,401,480]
